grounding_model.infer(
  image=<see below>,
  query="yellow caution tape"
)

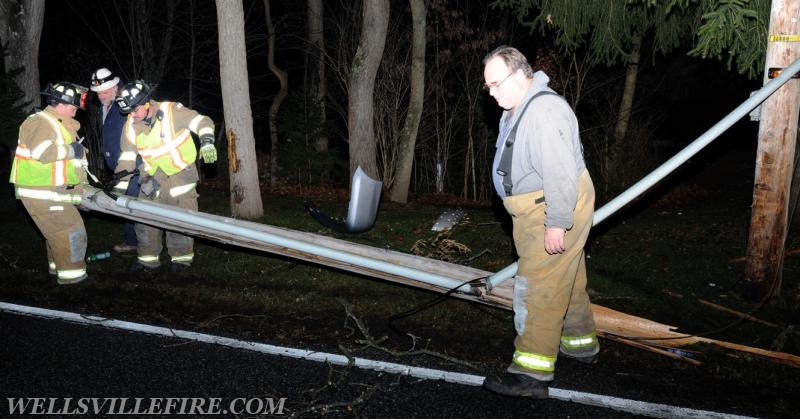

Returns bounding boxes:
[770,34,800,42]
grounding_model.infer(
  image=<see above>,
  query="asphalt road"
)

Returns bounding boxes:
[0,305,732,419]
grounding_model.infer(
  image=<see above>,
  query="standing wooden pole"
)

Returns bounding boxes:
[744,0,800,299]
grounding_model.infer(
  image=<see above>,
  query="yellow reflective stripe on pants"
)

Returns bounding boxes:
[169,182,196,198]
[513,350,556,373]
[171,253,193,264]
[16,188,82,204]
[138,255,160,267]
[58,268,87,280]
[560,332,598,350]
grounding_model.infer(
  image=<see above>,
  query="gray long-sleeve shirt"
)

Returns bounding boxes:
[491,71,586,229]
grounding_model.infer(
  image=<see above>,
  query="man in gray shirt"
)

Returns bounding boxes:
[482,46,599,398]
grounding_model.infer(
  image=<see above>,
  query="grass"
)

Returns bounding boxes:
[1,160,799,379]
[4,143,800,416]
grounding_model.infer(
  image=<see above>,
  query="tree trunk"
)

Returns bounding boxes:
[613,34,641,143]
[388,0,425,204]
[155,1,176,81]
[265,0,288,188]
[307,0,327,154]
[0,0,45,112]
[215,0,264,219]
[743,0,800,299]
[347,0,389,180]
[188,1,196,106]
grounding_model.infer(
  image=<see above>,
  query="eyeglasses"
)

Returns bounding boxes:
[483,72,514,91]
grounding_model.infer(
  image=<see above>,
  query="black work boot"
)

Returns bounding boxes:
[170,262,190,272]
[560,351,598,364]
[130,263,158,273]
[560,346,599,364]
[483,371,549,398]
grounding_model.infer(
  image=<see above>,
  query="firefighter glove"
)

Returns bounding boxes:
[199,136,217,164]
[70,141,85,158]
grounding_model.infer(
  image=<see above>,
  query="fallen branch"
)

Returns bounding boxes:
[600,333,702,366]
[287,386,376,418]
[697,299,779,328]
[338,299,477,370]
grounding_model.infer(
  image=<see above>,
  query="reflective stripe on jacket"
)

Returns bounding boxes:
[10,111,80,187]
[126,102,198,176]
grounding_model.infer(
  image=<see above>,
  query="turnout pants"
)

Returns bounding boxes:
[21,197,87,282]
[502,170,597,380]
[135,169,198,268]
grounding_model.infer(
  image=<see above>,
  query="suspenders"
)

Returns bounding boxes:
[496,90,557,196]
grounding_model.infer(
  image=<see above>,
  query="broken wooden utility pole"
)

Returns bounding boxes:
[744,0,800,300]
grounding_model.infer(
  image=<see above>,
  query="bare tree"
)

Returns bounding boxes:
[387,0,425,204]
[0,0,45,112]
[265,0,288,188]
[216,0,264,219]
[307,0,327,154]
[347,0,389,179]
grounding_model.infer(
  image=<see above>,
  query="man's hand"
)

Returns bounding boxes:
[199,135,217,163]
[544,227,566,255]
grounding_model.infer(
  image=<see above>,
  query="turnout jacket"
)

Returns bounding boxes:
[10,106,85,203]
[115,100,214,188]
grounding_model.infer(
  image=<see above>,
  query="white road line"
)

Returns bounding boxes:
[1,301,755,419]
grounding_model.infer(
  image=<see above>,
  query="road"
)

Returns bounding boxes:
[1,303,754,418]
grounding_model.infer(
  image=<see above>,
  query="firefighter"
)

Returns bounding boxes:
[10,82,91,285]
[481,46,598,398]
[113,80,218,272]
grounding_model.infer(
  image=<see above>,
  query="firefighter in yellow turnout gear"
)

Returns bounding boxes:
[481,47,599,398]
[113,80,218,272]
[10,82,91,285]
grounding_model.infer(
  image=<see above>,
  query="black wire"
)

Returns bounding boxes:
[386,276,486,337]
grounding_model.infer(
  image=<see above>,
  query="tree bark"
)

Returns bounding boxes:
[346,0,389,180]
[0,0,45,112]
[265,0,288,188]
[215,0,264,219]
[155,1,176,82]
[388,0,425,203]
[307,0,327,154]
[743,0,800,299]
[613,34,641,143]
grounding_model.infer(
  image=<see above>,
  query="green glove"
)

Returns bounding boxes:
[199,142,217,164]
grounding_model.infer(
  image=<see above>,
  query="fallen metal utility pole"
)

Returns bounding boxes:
[81,187,800,368]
